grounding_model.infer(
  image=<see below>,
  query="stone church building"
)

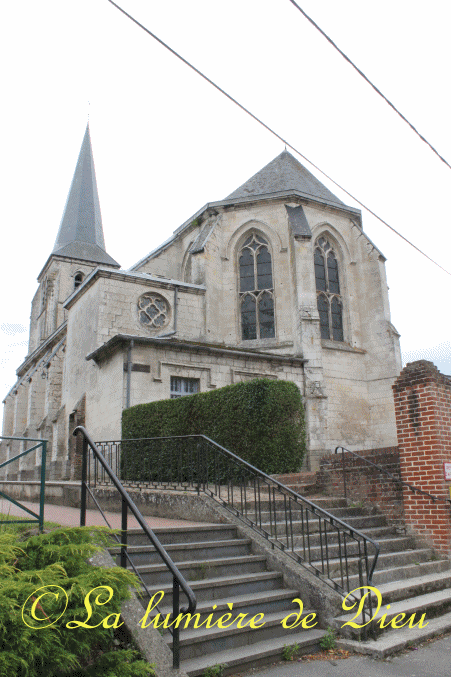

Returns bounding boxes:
[1,125,402,478]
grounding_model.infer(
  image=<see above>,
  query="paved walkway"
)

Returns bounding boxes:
[251,633,451,677]
[0,498,215,529]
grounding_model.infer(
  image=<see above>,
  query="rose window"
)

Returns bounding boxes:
[138,293,170,329]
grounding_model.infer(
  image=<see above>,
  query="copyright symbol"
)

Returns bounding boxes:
[22,585,69,629]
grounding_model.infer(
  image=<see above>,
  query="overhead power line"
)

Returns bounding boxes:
[105,0,451,277]
[288,0,451,172]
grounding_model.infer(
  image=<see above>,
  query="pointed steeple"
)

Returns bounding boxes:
[225,149,345,209]
[51,124,119,267]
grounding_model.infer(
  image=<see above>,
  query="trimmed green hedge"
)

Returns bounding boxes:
[121,379,305,475]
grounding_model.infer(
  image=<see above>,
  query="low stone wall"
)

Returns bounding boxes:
[0,480,217,523]
[317,446,404,525]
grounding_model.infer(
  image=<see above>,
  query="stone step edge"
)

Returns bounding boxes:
[108,537,252,554]
[139,570,283,596]
[332,560,451,586]
[126,524,231,535]
[182,628,326,676]
[374,568,451,596]
[311,547,432,567]
[156,587,300,616]
[300,535,414,550]
[336,610,451,658]
[165,608,318,646]
[335,586,451,625]
[128,554,267,574]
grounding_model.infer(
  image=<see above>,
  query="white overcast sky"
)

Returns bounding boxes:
[1,0,451,408]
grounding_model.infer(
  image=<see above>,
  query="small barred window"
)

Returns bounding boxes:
[138,293,170,329]
[314,236,344,341]
[239,233,275,340]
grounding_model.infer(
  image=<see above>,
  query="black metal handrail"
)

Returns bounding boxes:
[94,434,380,637]
[335,446,451,505]
[0,436,47,531]
[73,426,196,669]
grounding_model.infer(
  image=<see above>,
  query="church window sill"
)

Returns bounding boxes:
[237,339,293,350]
[321,339,366,354]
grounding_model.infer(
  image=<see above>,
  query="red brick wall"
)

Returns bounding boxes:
[317,447,404,525]
[393,360,451,554]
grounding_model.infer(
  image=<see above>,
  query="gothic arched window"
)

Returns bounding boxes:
[239,233,275,340]
[314,236,344,341]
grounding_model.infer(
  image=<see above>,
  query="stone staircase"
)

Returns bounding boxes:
[109,477,451,671]
[276,474,451,654]
[110,522,325,676]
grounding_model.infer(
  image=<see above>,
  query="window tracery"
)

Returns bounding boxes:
[138,293,170,329]
[314,236,344,341]
[239,233,275,340]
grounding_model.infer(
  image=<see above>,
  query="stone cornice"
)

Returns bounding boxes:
[86,334,307,367]
[64,267,205,310]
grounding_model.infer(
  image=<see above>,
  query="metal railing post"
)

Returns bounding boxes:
[73,426,197,673]
[340,447,347,500]
[120,497,128,569]
[80,436,88,527]
[172,577,180,669]
[39,440,47,532]
[196,442,201,494]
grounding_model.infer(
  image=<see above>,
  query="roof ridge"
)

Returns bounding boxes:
[225,149,345,207]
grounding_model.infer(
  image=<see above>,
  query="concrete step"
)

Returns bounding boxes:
[258,513,387,536]
[131,554,268,586]
[335,587,451,640]
[181,628,326,676]
[240,496,347,512]
[337,610,451,658]
[287,524,397,549]
[155,588,302,622]
[255,505,375,523]
[312,547,434,579]
[125,524,238,546]
[272,472,317,484]
[338,558,451,590]
[109,538,253,566]
[299,535,415,562]
[168,609,318,661]
[139,571,285,607]
[370,569,451,604]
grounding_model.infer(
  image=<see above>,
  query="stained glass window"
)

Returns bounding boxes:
[239,233,275,340]
[314,237,344,342]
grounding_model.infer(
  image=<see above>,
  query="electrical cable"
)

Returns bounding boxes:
[105,0,451,277]
[288,0,451,172]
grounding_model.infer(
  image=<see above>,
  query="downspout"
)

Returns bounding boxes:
[156,285,178,339]
[125,339,134,409]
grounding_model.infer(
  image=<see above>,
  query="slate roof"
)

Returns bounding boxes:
[225,150,345,208]
[285,204,312,239]
[51,124,119,267]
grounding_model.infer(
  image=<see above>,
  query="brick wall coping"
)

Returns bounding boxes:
[393,360,451,391]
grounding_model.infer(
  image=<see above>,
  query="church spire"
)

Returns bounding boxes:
[51,124,119,267]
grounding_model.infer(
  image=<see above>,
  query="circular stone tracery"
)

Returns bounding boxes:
[138,293,170,329]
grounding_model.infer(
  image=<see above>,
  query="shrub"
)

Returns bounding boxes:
[121,379,305,476]
[0,526,154,677]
